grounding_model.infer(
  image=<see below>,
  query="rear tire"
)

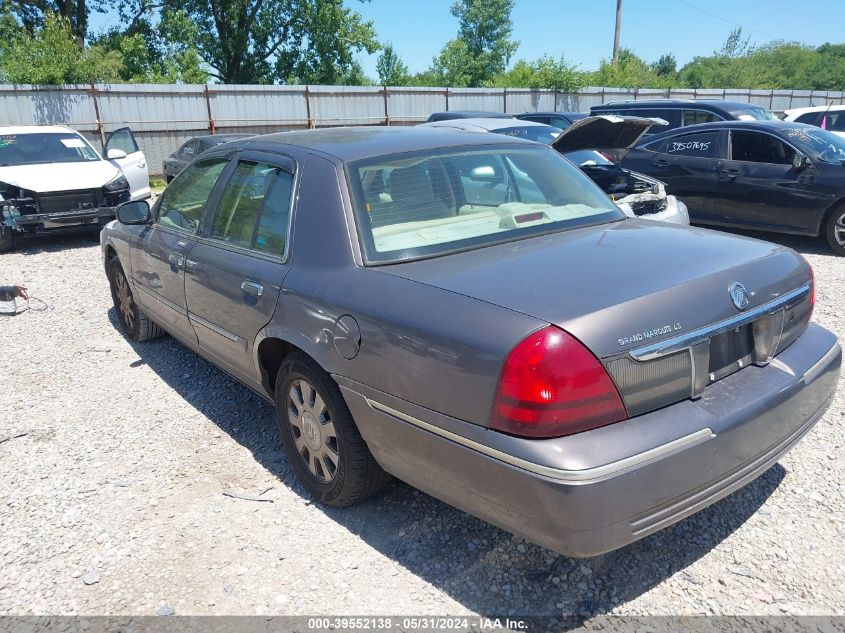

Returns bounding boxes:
[107,257,164,341]
[824,205,845,256]
[274,352,392,507]
[0,225,16,253]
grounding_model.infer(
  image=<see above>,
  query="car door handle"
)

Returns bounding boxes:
[168,252,184,267]
[719,169,739,181]
[651,158,669,166]
[241,281,264,297]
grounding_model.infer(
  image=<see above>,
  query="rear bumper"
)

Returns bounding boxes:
[338,323,840,557]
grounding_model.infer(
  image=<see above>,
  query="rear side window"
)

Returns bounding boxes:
[664,131,720,158]
[210,160,293,255]
[683,110,720,126]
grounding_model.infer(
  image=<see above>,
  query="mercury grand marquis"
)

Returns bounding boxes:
[101,127,841,557]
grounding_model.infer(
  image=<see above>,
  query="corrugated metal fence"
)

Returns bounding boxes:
[1,83,843,175]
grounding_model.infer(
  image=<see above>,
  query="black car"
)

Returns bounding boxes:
[620,119,845,255]
[514,111,587,130]
[162,134,253,182]
[425,111,513,123]
[591,99,778,135]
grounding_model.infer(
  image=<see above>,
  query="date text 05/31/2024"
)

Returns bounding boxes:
[306,617,529,630]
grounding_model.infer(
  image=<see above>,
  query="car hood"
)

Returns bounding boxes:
[551,115,666,158]
[380,220,810,359]
[0,161,120,193]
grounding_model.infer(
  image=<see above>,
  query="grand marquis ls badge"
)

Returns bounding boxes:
[729,282,750,310]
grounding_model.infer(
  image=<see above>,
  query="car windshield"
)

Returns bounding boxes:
[349,145,623,263]
[563,149,615,166]
[731,106,778,121]
[491,125,561,144]
[0,132,100,166]
[781,125,845,163]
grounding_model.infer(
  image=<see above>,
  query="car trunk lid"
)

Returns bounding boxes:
[381,220,812,416]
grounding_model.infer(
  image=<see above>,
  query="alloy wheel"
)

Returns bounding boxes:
[835,210,845,247]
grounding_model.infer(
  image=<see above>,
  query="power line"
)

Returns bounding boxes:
[673,0,780,40]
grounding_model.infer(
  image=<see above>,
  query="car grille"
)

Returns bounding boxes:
[37,190,100,214]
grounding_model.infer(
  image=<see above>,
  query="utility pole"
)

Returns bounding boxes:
[612,0,622,66]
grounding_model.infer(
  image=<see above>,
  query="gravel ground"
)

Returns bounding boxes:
[0,227,842,619]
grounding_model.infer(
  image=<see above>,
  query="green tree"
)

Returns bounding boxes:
[278,0,379,84]
[587,48,671,88]
[91,7,208,83]
[487,55,583,91]
[376,43,409,86]
[651,53,676,77]
[432,0,518,87]
[0,12,122,83]
[165,0,377,84]
[430,39,474,86]
[8,0,93,44]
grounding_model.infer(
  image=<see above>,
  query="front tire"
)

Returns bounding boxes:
[275,353,391,507]
[107,257,164,341]
[824,205,845,256]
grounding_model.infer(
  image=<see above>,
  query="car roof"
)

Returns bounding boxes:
[195,133,253,141]
[640,118,817,142]
[422,118,552,132]
[0,125,80,135]
[594,99,767,112]
[516,112,585,118]
[237,126,537,162]
[426,110,513,122]
[784,105,845,115]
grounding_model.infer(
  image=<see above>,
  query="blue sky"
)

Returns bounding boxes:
[90,0,845,78]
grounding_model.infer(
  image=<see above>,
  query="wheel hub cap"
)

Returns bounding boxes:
[287,378,339,483]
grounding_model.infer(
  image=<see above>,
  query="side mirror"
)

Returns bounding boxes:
[117,200,151,225]
[792,152,810,170]
[107,148,127,160]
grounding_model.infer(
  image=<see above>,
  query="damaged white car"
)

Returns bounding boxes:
[0,126,150,252]
[421,115,689,225]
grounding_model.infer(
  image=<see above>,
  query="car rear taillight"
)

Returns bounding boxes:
[801,254,815,322]
[491,326,628,438]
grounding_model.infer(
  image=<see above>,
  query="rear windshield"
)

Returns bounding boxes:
[0,132,100,166]
[348,145,623,263]
[731,106,778,121]
[490,125,562,144]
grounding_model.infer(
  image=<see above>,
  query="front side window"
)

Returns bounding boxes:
[157,159,228,233]
[0,132,99,166]
[664,131,720,158]
[106,128,139,154]
[179,141,198,160]
[210,160,293,255]
[730,131,795,165]
[349,145,623,263]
